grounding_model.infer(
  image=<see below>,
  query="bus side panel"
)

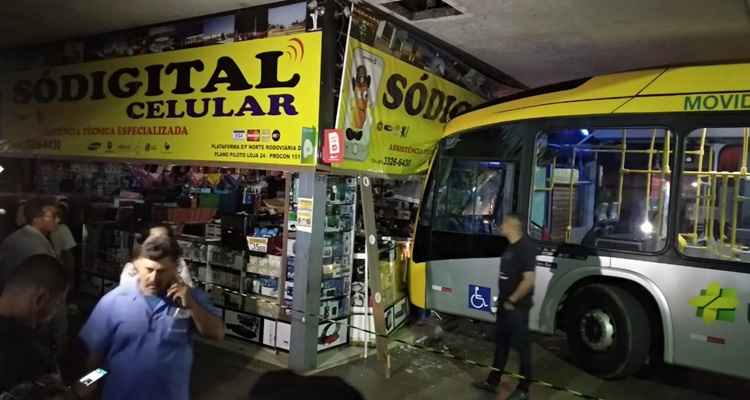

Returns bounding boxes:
[610,258,750,380]
[427,254,613,329]
[529,264,555,333]
[427,258,500,323]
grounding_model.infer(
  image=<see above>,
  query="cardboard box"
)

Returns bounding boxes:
[263,320,291,350]
[317,319,348,351]
[224,310,261,343]
[226,293,242,309]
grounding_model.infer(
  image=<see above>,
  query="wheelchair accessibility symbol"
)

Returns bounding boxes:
[468,285,491,312]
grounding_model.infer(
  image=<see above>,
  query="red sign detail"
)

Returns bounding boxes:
[707,336,726,345]
[323,128,344,163]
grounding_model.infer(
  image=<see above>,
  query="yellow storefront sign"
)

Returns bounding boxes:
[0,32,322,166]
[333,38,483,175]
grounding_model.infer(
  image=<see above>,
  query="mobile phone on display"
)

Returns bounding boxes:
[79,368,108,386]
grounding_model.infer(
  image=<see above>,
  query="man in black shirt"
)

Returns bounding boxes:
[0,255,70,400]
[474,214,536,400]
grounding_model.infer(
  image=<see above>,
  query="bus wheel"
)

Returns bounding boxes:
[564,284,651,379]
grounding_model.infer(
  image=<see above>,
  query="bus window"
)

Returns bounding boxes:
[530,128,673,253]
[412,124,526,262]
[432,159,508,235]
[677,128,750,263]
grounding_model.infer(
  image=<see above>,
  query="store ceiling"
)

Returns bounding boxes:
[0,0,277,48]
[367,0,750,87]
[2,0,750,89]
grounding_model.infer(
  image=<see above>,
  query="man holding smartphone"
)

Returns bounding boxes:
[78,235,224,400]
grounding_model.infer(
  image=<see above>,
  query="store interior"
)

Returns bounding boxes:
[0,157,422,366]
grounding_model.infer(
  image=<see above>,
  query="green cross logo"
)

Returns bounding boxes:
[689,282,739,324]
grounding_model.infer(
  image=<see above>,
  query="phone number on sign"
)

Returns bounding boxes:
[382,157,412,168]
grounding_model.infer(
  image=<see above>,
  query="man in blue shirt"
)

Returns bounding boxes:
[78,235,224,400]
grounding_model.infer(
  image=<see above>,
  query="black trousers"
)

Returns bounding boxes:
[487,308,532,391]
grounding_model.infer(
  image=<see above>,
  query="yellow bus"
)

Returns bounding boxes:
[411,63,750,379]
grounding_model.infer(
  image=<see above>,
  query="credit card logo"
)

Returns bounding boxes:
[246,129,260,142]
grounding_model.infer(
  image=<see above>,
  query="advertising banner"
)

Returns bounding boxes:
[333,37,483,175]
[0,32,322,167]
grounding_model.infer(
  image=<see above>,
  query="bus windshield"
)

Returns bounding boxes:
[414,124,524,261]
[432,159,506,235]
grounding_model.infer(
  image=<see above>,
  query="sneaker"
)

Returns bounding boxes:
[507,389,530,400]
[472,380,499,394]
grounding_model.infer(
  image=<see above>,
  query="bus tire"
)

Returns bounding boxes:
[564,283,651,379]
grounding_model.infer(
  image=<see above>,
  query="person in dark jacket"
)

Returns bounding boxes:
[0,255,70,400]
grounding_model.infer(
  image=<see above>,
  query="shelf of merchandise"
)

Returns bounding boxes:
[173,173,295,357]
[317,177,358,351]
[80,221,133,298]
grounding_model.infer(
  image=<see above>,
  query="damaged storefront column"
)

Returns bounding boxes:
[358,175,391,378]
[289,171,327,371]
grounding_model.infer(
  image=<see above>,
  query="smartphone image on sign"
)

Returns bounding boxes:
[79,368,108,386]
[329,131,340,155]
[344,47,384,161]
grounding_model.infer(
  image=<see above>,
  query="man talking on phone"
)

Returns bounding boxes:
[78,235,224,400]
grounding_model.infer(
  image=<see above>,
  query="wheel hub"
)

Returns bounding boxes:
[579,309,615,351]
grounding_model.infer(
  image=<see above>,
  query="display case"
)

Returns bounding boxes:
[349,176,422,345]
[350,238,410,344]
[316,176,357,351]
[371,178,422,239]
[178,172,294,352]
[63,162,297,353]
[80,202,137,297]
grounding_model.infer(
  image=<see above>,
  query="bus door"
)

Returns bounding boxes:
[413,125,529,322]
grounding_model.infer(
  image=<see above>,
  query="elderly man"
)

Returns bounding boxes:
[78,235,224,400]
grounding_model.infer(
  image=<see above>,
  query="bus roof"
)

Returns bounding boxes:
[444,62,750,137]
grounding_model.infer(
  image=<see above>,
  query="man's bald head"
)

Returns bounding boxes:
[498,214,524,240]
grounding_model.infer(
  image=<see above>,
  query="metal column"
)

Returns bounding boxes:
[358,175,391,377]
[289,171,327,371]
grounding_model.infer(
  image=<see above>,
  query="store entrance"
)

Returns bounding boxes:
[8,159,296,353]
[0,158,427,370]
